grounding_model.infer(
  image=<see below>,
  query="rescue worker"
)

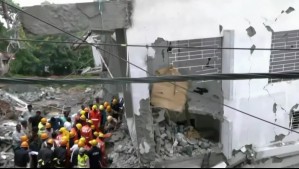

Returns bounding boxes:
[61,111,70,124]
[71,123,82,141]
[40,132,49,149]
[71,141,84,168]
[94,132,107,167]
[29,127,41,168]
[81,120,93,143]
[38,139,54,168]
[12,124,25,151]
[79,115,87,126]
[106,105,113,116]
[99,105,107,131]
[31,111,43,129]
[88,139,102,168]
[69,131,75,148]
[103,102,109,109]
[91,125,96,134]
[14,142,30,168]
[19,104,33,123]
[89,105,101,132]
[38,118,48,135]
[78,147,90,168]
[53,139,68,168]
[105,116,118,132]
[95,97,102,107]
[45,122,53,136]
[60,127,70,140]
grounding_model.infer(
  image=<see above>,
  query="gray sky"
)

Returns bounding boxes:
[14,0,93,7]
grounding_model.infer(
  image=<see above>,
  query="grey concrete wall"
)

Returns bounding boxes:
[20,1,132,35]
[151,37,224,120]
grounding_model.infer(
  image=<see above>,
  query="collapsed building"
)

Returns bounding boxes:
[16,0,299,168]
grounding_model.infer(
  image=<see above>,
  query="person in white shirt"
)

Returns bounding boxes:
[12,124,25,151]
[18,105,34,123]
[64,117,72,131]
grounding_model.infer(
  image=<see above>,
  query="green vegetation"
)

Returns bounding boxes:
[0,1,94,77]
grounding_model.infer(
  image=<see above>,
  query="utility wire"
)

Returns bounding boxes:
[1,37,299,51]
[3,0,298,135]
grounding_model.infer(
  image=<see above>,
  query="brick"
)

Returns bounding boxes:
[202,53,216,59]
[285,55,296,60]
[203,50,216,55]
[271,50,291,55]
[191,66,218,75]
[284,66,295,72]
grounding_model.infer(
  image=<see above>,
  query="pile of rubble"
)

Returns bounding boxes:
[153,109,221,164]
[108,129,140,168]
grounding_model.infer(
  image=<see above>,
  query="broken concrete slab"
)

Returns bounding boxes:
[20,1,132,35]
[227,151,246,168]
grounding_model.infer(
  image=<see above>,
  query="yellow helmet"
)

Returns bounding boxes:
[78,141,85,148]
[94,132,99,137]
[41,118,47,124]
[80,115,86,121]
[76,123,82,130]
[59,127,66,133]
[106,106,112,112]
[107,116,113,122]
[91,125,95,130]
[89,139,98,146]
[112,99,118,105]
[60,139,68,146]
[92,105,97,110]
[79,137,86,143]
[87,120,93,125]
[98,132,104,138]
[47,139,54,145]
[80,110,86,115]
[61,136,68,142]
[99,105,104,111]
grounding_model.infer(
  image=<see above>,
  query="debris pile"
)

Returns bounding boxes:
[152,109,221,163]
[108,131,140,168]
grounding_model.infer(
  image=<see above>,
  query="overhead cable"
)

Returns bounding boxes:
[3,0,298,135]
[1,37,299,51]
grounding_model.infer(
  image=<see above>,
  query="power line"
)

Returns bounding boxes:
[1,37,299,51]
[3,0,298,135]
[0,73,298,84]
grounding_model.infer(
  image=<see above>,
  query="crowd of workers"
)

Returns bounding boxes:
[12,97,124,168]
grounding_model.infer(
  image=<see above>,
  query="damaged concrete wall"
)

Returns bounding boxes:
[20,0,132,35]
[151,37,224,120]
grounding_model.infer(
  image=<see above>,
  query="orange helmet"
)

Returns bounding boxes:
[104,102,109,108]
[76,123,82,130]
[41,118,47,124]
[78,141,85,148]
[69,131,75,138]
[21,141,29,148]
[47,139,54,145]
[75,140,79,144]
[46,123,51,129]
[60,139,67,146]
[21,135,28,142]
[106,106,112,112]
[40,133,49,140]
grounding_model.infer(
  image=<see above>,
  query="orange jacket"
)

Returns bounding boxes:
[89,110,101,131]
[81,125,93,142]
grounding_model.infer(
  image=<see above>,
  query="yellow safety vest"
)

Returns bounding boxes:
[77,154,89,168]
[38,122,46,135]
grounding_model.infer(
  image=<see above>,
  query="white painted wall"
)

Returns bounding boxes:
[127,0,299,157]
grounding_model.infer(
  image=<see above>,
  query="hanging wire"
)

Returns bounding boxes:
[2,0,299,135]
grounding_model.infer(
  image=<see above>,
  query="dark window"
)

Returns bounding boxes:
[291,111,299,130]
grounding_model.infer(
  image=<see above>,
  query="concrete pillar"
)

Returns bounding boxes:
[222,30,235,100]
